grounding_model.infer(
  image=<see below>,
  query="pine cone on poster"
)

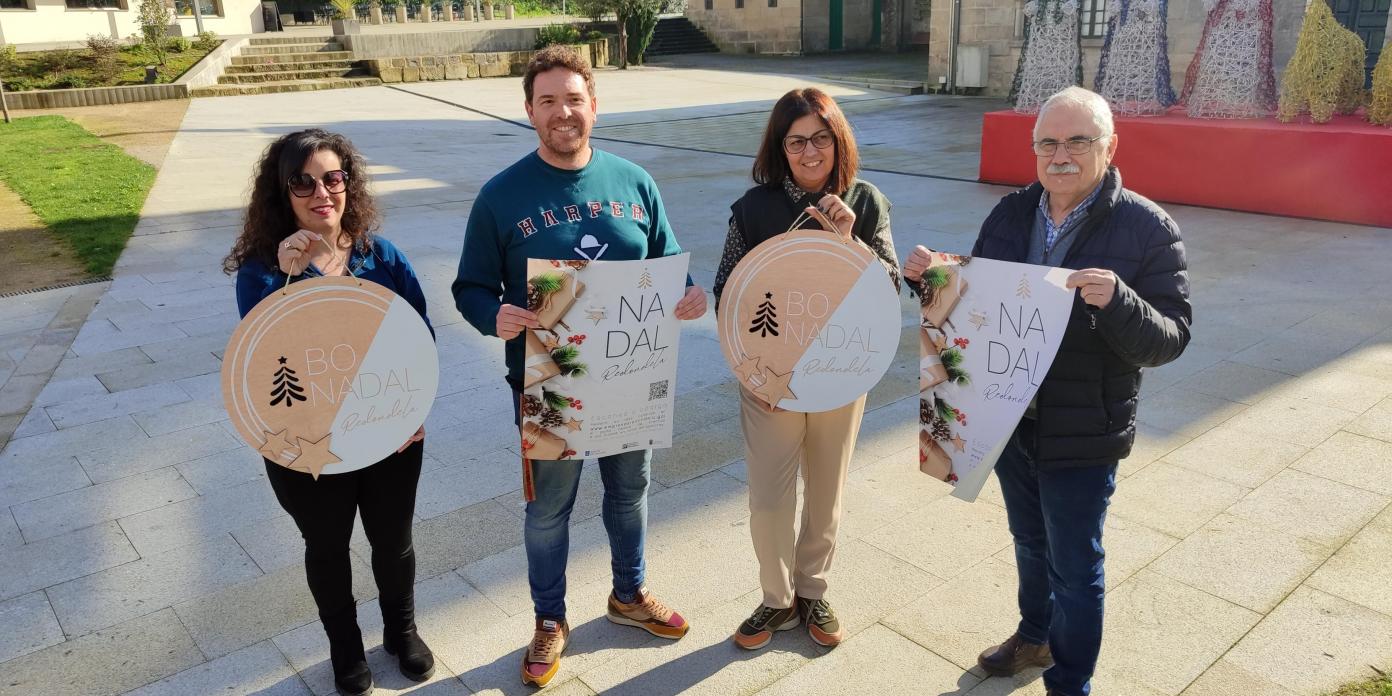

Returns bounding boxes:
[522,394,543,417]
[920,398,931,424]
[930,415,953,442]
[540,408,565,429]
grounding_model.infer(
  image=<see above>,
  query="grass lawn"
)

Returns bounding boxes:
[0,43,216,92]
[0,116,157,277]
[1329,670,1392,696]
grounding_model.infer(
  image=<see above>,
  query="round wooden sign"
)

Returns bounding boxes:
[718,229,901,412]
[222,276,439,478]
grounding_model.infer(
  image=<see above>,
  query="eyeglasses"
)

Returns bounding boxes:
[287,170,349,198]
[784,130,835,154]
[1031,135,1110,157]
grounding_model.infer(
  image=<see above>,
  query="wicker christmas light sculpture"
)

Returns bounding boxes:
[1369,47,1392,126]
[1011,0,1084,113]
[1095,0,1177,116]
[1180,0,1277,119]
[1278,0,1367,123]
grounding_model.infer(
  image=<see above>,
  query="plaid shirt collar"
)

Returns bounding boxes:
[1039,180,1103,252]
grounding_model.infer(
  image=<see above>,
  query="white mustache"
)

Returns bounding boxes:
[1047,163,1081,175]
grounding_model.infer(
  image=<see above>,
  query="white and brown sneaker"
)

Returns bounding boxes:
[606,588,690,640]
[521,618,569,687]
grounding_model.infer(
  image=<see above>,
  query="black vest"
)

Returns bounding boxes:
[729,179,889,251]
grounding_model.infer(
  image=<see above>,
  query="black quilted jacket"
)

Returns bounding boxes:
[972,167,1192,469]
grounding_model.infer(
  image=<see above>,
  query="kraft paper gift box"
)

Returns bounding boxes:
[535,272,585,332]
[522,421,567,461]
[921,354,948,392]
[919,429,953,481]
[919,327,948,392]
[920,266,967,329]
[523,331,561,389]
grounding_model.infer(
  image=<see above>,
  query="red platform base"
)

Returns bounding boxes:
[979,109,1392,229]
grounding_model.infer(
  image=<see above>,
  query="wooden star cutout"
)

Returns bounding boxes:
[950,434,966,453]
[585,307,606,325]
[754,367,796,407]
[258,428,294,460]
[292,433,341,480]
[733,356,762,383]
[564,418,583,432]
[540,333,561,351]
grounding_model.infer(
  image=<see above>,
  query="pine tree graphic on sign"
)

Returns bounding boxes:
[269,356,307,407]
[637,269,653,289]
[1016,275,1032,299]
[749,292,779,337]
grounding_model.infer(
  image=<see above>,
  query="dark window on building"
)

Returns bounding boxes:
[65,0,121,8]
[768,0,776,6]
[735,0,743,8]
[1079,0,1107,38]
[704,0,711,8]
[0,0,31,8]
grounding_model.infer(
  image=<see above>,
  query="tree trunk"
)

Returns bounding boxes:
[616,10,629,69]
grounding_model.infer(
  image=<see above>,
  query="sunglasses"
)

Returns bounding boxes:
[287,170,349,198]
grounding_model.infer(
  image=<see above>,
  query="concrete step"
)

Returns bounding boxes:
[218,67,362,84]
[225,59,355,74]
[815,75,926,95]
[231,51,353,66]
[240,42,344,56]
[248,35,341,46]
[191,76,383,98]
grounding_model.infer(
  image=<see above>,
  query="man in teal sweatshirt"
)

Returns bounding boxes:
[451,45,708,688]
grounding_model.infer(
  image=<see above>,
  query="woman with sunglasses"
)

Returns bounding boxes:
[712,88,902,652]
[223,129,433,696]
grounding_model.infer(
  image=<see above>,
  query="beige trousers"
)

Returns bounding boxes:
[739,387,867,609]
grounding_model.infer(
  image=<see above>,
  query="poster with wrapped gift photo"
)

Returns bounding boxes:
[915,252,1075,501]
[520,254,690,460]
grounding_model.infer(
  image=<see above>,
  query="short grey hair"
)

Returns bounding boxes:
[1033,86,1114,140]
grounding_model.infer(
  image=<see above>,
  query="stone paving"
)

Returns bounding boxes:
[0,63,1390,696]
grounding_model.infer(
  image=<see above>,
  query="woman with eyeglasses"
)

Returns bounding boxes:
[223,129,433,696]
[712,88,902,652]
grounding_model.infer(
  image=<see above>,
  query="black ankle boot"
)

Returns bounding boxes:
[324,609,374,696]
[332,658,373,696]
[383,628,435,682]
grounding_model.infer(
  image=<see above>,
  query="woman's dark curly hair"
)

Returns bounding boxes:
[222,129,379,274]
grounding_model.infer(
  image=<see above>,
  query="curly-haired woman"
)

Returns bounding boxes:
[224,129,434,696]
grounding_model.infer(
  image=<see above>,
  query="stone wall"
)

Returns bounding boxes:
[364,41,609,84]
[341,28,541,60]
[927,0,1328,98]
[687,0,804,54]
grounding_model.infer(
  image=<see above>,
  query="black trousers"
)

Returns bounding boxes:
[264,440,424,661]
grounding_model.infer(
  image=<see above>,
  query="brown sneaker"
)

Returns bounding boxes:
[521,618,569,687]
[977,632,1052,677]
[606,588,690,640]
[733,604,799,650]
[796,596,843,647]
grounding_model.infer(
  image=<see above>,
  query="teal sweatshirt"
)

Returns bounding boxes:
[452,148,688,388]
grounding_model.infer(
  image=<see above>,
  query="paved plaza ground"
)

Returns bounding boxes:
[1,61,1391,695]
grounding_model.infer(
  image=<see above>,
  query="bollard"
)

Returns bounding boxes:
[504,3,513,18]
[482,2,492,19]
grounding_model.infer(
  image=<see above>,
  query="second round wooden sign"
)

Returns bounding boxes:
[717,228,901,412]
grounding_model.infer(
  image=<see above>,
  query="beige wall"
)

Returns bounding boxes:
[687,0,803,54]
[0,0,263,47]
[927,0,1321,98]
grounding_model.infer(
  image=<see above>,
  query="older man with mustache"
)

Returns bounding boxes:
[905,86,1191,696]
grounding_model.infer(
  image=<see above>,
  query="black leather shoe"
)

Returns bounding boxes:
[332,659,373,696]
[384,629,436,682]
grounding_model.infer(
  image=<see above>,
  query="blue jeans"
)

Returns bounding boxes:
[995,418,1118,696]
[525,448,651,621]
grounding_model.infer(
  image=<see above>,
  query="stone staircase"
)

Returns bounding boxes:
[191,36,381,97]
[643,17,719,59]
